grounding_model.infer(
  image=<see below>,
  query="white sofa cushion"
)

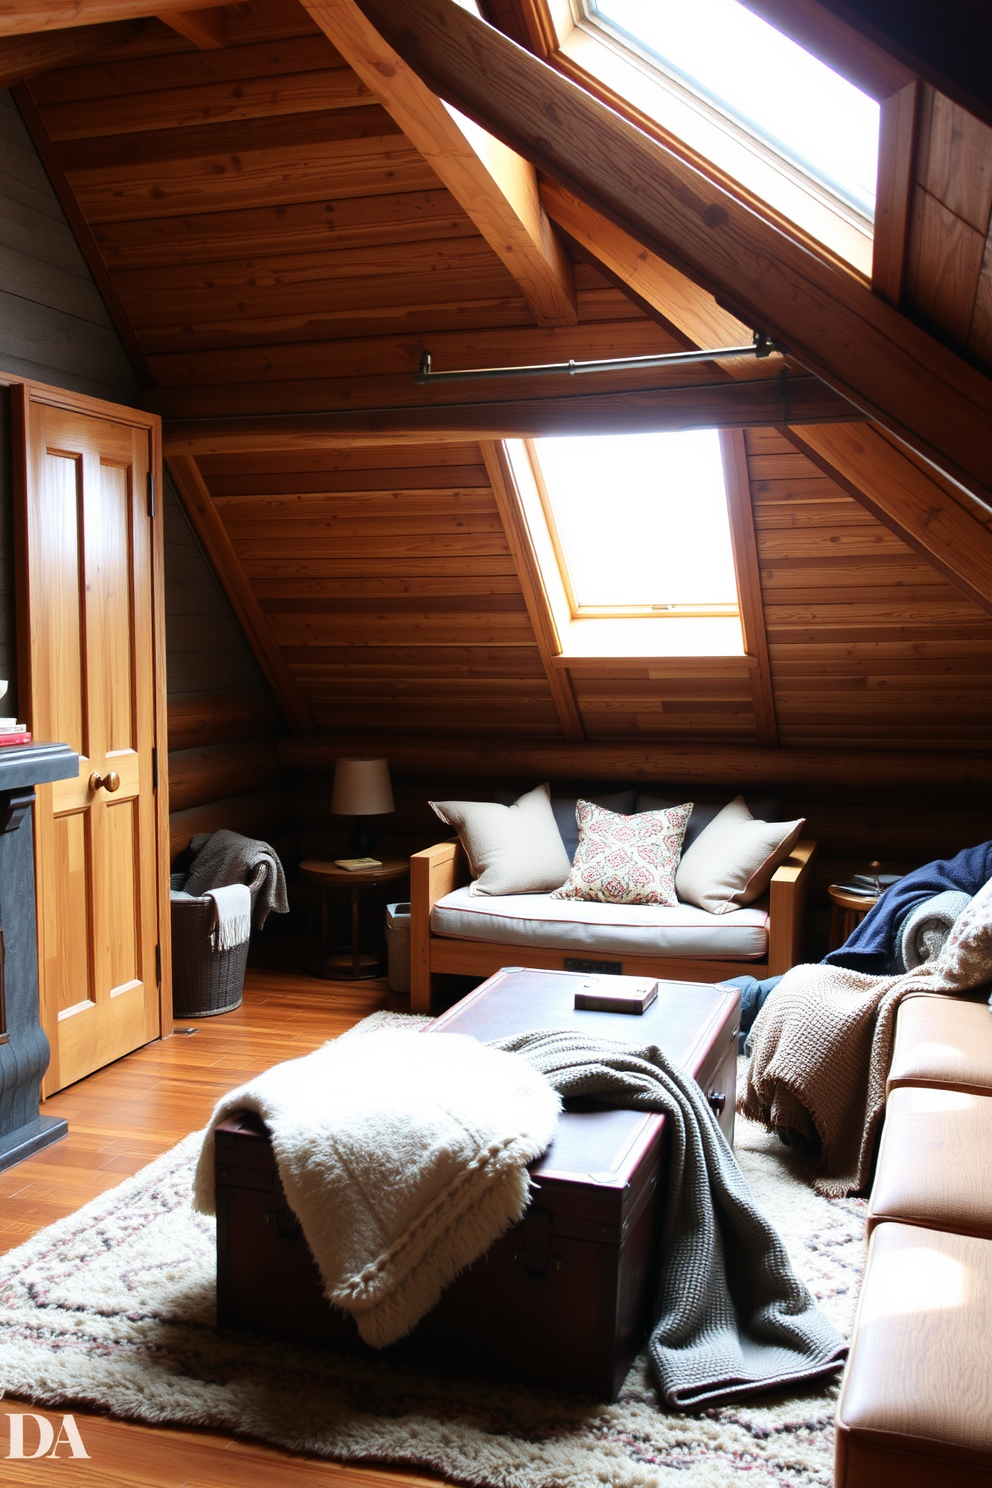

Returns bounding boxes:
[431,886,768,960]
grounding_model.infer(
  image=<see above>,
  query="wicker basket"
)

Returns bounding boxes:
[170,865,266,1018]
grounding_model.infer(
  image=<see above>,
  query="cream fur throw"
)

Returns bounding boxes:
[740,875,992,1196]
[193,1030,560,1347]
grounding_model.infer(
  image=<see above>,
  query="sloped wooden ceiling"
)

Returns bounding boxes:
[4,0,992,773]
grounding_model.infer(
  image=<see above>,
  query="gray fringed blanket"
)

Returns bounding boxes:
[494,1029,846,1411]
[185,829,288,929]
[741,876,992,1196]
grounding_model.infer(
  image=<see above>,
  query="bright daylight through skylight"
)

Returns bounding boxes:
[534,429,738,611]
[590,0,880,214]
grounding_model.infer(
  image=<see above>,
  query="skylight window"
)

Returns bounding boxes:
[587,0,880,215]
[534,429,738,615]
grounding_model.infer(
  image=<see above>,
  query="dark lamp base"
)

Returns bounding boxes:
[349,819,376,856]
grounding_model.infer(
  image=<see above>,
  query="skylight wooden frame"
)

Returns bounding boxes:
[560,0,875,276]
[501,438,747,659]
[522,435,742,621]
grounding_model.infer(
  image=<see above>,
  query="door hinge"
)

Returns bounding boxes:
[151,745,158,791]
[147,471,156,519]
[155,944,162,987]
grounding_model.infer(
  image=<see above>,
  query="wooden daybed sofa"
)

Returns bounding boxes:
[409,834,817,1015]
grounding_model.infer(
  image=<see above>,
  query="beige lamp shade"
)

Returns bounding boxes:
[331,757,395,817]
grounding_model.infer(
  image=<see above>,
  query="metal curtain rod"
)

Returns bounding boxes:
[416,330,787,385]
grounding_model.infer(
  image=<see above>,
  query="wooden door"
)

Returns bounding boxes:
[14,384,167,1094]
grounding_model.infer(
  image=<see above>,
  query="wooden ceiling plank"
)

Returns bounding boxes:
[720,429,778,747]
[783,423,992,620]
[67,136,439,222]
[299,0,577,329]
[156,4,225,49]
[481,440,584,741]
[161,374,863,455]
[0,0,232,31]
[91,189,470,268]
[166,454,317,733]
[344,0,992,504]
[0,18,140,85]
[41,66,372,140]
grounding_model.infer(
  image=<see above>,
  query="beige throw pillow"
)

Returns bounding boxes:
[675,795,805,915]
[430,782,571,897]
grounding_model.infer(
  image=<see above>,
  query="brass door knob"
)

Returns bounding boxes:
[89,770,121,793]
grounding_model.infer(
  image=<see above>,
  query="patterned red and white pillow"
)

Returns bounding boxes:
[550,798,692,906]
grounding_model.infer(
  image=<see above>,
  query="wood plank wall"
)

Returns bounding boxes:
[164,475,288,858]
[0,86,140,717]
[904,86,992,365]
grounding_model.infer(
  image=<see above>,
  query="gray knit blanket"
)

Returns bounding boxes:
[185,829,288,930]
[494,1029,845,1410]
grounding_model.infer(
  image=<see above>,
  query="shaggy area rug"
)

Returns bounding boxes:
[0,1032,866,1488]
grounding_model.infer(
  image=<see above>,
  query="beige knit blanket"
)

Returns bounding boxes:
[194,1029,560,1346]
[739,876,992,1196]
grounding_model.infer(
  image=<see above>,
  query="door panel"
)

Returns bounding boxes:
[51,811,90,1016]
[20,392,163,1093]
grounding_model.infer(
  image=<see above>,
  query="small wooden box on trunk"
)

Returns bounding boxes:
[215,970,740,1400]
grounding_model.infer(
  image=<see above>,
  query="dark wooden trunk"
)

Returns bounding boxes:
[215,971,740,1400]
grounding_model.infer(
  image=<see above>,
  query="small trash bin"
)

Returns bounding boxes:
[386,901,411,994]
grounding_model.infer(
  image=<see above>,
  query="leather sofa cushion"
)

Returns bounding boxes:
[836,1222,992,1481]
[888,993,992,1096]
[867,1085,992,1241]
[431,886,768,959]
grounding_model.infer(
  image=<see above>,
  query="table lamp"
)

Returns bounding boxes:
[331,757,395,855]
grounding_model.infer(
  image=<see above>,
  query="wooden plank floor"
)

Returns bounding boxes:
[0,967,448,1487]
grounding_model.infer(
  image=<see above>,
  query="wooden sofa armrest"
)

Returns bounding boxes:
[767,838,818,977]
[409,838,469,1014]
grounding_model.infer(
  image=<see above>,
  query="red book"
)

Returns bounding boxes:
[0,732,32,746]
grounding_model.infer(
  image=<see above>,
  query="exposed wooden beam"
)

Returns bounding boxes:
[481,441,585,741]
[0,17,140,85]
[166,455,317,733]
[783,423,992,619]
[540,180,772,380]
[345,0,992,504]
[156,4,225,48]
[299,0,577,329]
[720,429,778,747]
[278,735,992,791]
[161,374,862,454]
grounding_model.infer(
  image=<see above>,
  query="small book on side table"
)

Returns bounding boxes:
[574,976,658,1014]
[333,856,382,871]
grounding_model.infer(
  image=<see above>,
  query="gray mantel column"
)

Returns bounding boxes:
[0,742,79,1171]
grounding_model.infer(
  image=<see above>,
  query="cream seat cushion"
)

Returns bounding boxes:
[431,886,769,960]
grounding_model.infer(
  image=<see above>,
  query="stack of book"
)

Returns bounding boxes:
[0,717,32,747]
[832,872,902,897]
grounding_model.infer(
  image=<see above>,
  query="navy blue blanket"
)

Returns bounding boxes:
[823,840,992,973]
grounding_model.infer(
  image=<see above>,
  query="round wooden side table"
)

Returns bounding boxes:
[827,885,879,951]
[299,858,408,980]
